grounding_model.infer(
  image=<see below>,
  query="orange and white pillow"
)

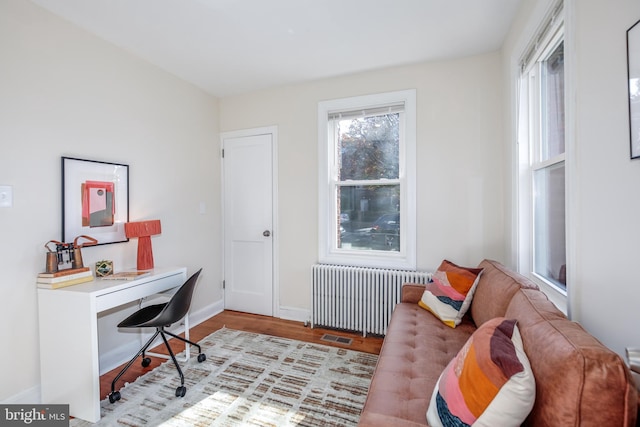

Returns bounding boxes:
[418,260,483,328]
[427,317,536,427]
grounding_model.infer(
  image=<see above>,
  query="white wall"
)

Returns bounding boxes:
[0,0,221,401]
[220,53,506,311]
[571,0,640,356]
[503,0,640,356]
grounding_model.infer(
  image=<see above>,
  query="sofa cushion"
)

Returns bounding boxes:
[360,303,476,425]
[470,259,539,327]
[418,260,483,328]
[426,317,535,427]
[505,288,637,427]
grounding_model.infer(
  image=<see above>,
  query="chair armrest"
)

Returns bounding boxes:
[401,283,426,304]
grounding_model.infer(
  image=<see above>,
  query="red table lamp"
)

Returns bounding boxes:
[124,220,161,270]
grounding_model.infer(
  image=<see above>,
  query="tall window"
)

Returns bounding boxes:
[318,90,416,269]
[518,3,567,294]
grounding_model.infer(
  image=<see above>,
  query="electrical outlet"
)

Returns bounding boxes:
[0,185,12,208]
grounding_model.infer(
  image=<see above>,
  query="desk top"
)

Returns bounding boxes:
[37,267,188,314]
[38,266,185,295]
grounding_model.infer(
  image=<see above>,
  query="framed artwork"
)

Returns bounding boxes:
[627,19,640,159]
[62,157,129,245]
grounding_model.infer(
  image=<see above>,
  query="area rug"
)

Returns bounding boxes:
[71,328,378,426]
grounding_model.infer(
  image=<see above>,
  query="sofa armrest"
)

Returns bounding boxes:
[401,283,426,304]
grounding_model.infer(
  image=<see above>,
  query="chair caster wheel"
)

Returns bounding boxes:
[141,357,151,367]
[176,386,186,397]
[197,353,206,363]
[108,391,121,403]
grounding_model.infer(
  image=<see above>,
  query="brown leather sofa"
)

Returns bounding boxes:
[359,259,637,426]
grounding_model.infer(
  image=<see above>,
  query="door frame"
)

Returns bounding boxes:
[220,125,279,317]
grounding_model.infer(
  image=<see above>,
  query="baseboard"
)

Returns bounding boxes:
[0,385,40,404]
[189,298,224,326]
[279,306,310,324]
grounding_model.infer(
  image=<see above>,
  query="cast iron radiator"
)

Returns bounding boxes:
[311,264,432,336]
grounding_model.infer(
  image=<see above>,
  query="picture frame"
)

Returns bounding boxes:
[627,19,640,159]
[62,157,129,245]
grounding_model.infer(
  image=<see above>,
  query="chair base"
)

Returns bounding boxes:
[145,314,191,362]
[108,326,206,403]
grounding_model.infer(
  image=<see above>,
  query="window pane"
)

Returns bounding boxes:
[534,162,566,289]
[540,41,565,161]
[337,185,400,252]
[338,113,399,181]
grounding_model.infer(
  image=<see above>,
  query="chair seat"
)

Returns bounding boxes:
[118,303,167,328]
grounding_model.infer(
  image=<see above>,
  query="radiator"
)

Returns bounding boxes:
[311,264,432,336]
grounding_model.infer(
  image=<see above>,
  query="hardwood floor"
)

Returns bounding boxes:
[100,310,384,399]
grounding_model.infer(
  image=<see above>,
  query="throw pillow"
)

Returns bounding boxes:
[418,260,483,327]
[426,317,536,427]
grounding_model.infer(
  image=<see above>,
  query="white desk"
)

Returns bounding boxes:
[37,267,187,423]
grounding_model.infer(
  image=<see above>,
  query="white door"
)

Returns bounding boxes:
[222,129,274,316]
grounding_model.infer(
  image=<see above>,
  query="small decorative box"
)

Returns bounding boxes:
[95,260,114,277]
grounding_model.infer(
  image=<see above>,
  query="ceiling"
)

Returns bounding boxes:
[30,0,522,98]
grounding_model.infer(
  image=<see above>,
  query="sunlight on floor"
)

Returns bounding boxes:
[159,390,309,426]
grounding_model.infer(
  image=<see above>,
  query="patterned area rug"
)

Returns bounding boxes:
[71,328,378,426]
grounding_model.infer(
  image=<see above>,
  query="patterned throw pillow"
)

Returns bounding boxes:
[426,318,536,427]
[418,260,483,327]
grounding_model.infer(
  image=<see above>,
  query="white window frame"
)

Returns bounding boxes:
[318,89,417,269]
[517,2,568,312]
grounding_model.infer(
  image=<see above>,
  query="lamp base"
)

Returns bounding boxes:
[136,236,154,270]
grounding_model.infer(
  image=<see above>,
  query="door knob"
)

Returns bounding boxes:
[263,230,271,237]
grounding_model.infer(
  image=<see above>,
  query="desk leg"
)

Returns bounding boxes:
[38,290,101,423]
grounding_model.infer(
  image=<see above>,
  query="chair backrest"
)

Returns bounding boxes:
[153,268,202,326]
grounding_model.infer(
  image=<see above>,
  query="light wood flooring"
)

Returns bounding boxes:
[100,310,384,398]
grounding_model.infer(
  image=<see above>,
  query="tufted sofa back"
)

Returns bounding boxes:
[470,259,539,326]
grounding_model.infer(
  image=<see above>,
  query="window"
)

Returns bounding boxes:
[318,90,416,269]
[518,3,567,294]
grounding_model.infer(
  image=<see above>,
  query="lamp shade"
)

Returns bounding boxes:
[124,220,161,270]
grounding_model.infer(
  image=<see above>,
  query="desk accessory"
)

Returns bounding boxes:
[95,260,114,277]
[38,262,94,289]
[101,271,151,281]
[39,266,89,278]
[37,273,94,289]
[124,220,161,270]
[44,235,97,273]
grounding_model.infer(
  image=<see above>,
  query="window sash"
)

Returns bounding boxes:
[330,112,404,183]
[533,162,566,288]
[327,103,405,121]
[330,110,405,255]
[318,90,416,269]
[518,4,567,295]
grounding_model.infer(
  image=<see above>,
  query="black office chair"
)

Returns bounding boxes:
[108,268,206,403]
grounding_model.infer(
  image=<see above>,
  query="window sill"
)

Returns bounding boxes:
[319,250,415,271]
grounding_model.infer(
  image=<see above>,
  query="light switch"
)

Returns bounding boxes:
[0,185,12,208]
